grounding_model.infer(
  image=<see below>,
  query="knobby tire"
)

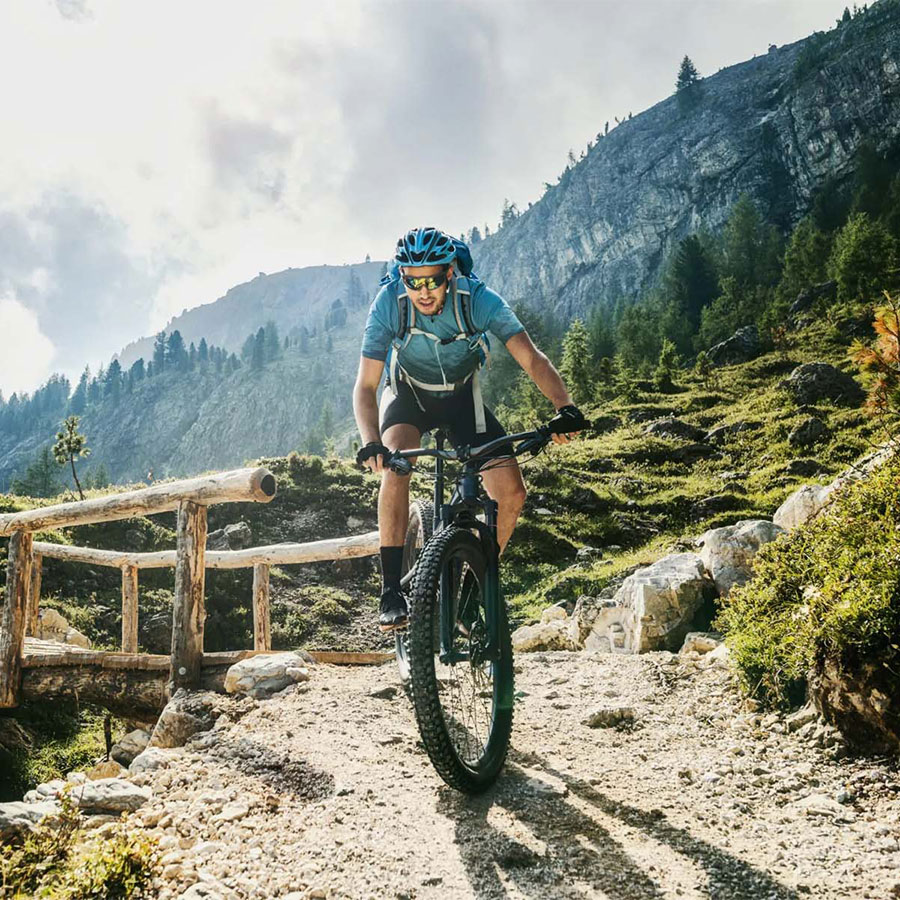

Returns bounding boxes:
[407,527,514,794]
[396,500,433,685]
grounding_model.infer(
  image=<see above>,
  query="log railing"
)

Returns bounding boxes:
[0,467,278,707]
[27,531,382,660]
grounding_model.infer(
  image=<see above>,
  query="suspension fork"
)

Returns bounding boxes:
[482,495,501,659]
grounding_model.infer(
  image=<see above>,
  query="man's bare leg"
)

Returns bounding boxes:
[480,458,527,554]
[378,423,421,546]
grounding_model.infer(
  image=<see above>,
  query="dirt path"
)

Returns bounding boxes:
[136,650,900,900]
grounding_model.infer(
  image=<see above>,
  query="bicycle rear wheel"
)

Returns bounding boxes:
[395,500,433,685]
[408,527,514,794]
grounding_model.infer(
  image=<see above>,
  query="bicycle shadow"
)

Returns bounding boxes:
[436,749,801,900]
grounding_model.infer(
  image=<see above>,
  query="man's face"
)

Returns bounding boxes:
[401,264,453,317]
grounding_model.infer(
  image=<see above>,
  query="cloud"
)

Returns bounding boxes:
[0,294,56,396]
[0,0,852,397]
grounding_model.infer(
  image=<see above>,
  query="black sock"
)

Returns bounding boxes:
[380,546,404,592]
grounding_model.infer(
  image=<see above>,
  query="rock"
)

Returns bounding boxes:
[541,605,568,624]
[512,619,574,652]
[788,417,829,447]
[779,362,865,407]
[206,521,252,551]
[591,415,622,433]
[789,281,837,316]
[583,706,635,728]
[773,484,831,531]
[590,553,714,653]
[140,611,173,654]
[793,793,852,820]
[672,443,720,464]
[151,690,252,747]
[576,546,604,563]
[71,778,151,813]
[0,800,61,838]
[681,632,722,654]
[782,459,821,477]
[370,686,398,700]
[214,801,249,823]
[129,747,182,773]
[0,718,33,753]
[87,760,127,780]
[691,494,741,520]
[785,705,819,733]
[707,325,760,366]
[224,652,312,699]
[697,519,785,596]
[705,421,758,444]
[36,608,92,648]
[179,884,226,900]
[111,728,151,767]
[643,417,707,442]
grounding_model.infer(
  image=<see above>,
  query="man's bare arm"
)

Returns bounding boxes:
[353,356,387,471]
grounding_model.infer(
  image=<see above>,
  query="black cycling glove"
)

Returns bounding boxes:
[356,441,390,467]
[549,404,588,435]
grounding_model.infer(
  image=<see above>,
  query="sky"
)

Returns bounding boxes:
[0,0,852,398]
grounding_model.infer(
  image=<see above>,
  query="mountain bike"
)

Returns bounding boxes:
[387,423,564,794]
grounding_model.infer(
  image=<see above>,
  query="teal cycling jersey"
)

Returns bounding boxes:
[360,275,525,387]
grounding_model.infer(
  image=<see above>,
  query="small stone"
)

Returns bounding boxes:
[582,707,635,729]
[215,802,249,823]
[87,759,127,780]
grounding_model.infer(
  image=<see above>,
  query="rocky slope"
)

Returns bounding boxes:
[473,2,900,317]
[4,649,900,899]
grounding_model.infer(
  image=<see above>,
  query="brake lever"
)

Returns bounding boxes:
[388,453,413,476]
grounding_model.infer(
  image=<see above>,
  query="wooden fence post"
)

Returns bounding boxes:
[27,553,42,636]
[1,531,33,708]
[121,564,139,654]
[252,563,271,651]
[169,501,207,694]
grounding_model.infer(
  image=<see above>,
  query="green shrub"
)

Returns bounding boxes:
[716,454,900,706]
[0,791,158,898]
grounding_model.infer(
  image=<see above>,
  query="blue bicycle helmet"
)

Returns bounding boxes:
[394,226,456,267]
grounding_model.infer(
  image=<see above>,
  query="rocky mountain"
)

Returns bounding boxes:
[473,2,900,318]
[115,261,385,371]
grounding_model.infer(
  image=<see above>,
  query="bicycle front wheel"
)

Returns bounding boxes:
[408,527,514,794]
[395,500,433,685]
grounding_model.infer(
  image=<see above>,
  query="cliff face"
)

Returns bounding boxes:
[473,4,900,318]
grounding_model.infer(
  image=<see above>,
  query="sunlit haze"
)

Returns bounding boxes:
[0,0,851,396]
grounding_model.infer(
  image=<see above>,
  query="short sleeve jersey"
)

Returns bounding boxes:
[360,275,525,385]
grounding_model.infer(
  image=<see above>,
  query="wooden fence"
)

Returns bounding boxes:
[0,466,380,709]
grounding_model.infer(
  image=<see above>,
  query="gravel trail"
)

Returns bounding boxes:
[135,650,900,900]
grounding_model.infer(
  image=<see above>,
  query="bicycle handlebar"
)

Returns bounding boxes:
[386,419,588,475]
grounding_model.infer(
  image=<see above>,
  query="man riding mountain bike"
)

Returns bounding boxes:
[352,226,586,632]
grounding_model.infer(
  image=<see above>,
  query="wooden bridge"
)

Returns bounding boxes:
[0,467,387,716]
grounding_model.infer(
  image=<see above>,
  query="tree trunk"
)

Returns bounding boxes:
[169,500,207,694]
[69,456,84,501]
[27,554,42,636]
[1,532,33,707]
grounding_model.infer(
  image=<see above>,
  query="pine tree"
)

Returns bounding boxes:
[52,415,90,500]
[560,319,593,406]
[251,329,266,370]
[264,321,281,361]
[189,342,197,369]
[828,213,897,302]
[69,367,89,415]
[676,55,702,113]
[130,358,146,383]
[92,462,110,488]
[153,331,167,371]
[166,330,188,371]
[198,338,209,364]
[104,359,122,401]
[10,446,62,498]
[653,338,680,393]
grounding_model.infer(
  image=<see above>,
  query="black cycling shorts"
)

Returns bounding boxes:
[379,379,514,460]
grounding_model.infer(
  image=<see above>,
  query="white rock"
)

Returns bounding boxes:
[224,653,311,699]
[112,728,151,766]
[215,801,249,823]
[793,793,851,819]
[129,747,182,773]
[71,778,151,813]
[773,484,833,531]
[86,759,126,780]
[511,620,574,652]
[0,800,61,838]
[592,553,713,653]
[35,607,92,648]
[582,605,627,653]
[680,632,722,654]
[540,605,568,624]
[697,519,784,596]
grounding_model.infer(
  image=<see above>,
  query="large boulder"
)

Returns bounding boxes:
[589,553,714,653]
[0,801,60,839]
[207,521,253,552]
[149,689,250,748]
[111,728,151,767]
[789,280,837,316]
[707,325,760,366]
[705,421,758,444]
[697,519,784,596]
[643,417,706,442]
[779,363,865,407]
[224,652,312,699]
[512,611,575,652]
[773,484,832,531]
[71,778,151,813]
[36,608,91,649]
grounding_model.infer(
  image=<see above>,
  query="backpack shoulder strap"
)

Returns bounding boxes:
[396,290,410,341]
[454,277,478,337]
